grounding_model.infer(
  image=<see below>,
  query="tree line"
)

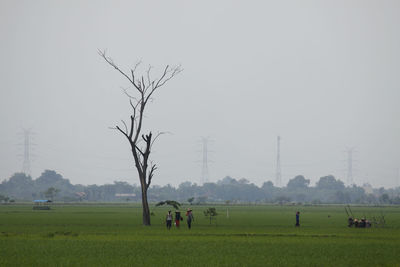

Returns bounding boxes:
[1,170,399,205]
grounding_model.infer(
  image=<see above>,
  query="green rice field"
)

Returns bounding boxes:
[0,204,399,266]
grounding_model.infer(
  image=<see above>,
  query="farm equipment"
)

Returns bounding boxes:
[345,205,385,228]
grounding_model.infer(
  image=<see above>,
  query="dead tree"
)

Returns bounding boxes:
[99,50,181,226]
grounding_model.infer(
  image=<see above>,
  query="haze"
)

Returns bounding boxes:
[0,0,399,188]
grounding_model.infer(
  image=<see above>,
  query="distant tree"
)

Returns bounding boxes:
[35,170,64,187]
[275,195,291,203]
[334,190,351,204]
[44,187,60,201]
[238,178,250,184]
[262,181,274,189]
[378,187,385,195]
[316,175,345,191]
[187,197,195,205]
[179,181,192,189]
[392,196,400,204]
[203,207,218,224]
[364,193,377,204]
[35,170,76,200]
[379,193,390,204]
[0,195,9,203]
[0,173,34,200]
[346,185,365,203]
[311,199,322,204]
[294,193,307,202]
[287,175,310,190]
[197,196,207,205]
[99,51,182,226]
[217,176,238,185]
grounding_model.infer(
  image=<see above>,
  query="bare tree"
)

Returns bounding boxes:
[99,50,182,226]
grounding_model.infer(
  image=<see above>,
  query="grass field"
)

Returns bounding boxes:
[0,203,399,266]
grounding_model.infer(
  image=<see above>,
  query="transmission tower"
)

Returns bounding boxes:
[200,137,210,184]
[345,147,355,185]
[22,129,33,176]
[275,136,282,187]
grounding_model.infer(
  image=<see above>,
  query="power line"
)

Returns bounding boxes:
[200,137,211,185]
[345,147,356,185]
[397,168,400,188]
[276,136,282,187]
[21,129,34,176]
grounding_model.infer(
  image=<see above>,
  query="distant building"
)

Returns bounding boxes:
[362,183,373,194]
[75,192,86,198]
[115,193,136,197]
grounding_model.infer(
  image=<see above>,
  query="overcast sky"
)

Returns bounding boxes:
[0,0,399,188]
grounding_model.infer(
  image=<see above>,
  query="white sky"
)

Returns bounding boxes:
[0,0,399,188]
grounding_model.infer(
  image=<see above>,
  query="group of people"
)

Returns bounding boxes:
[348,217,371,228]
[166,208,194,230]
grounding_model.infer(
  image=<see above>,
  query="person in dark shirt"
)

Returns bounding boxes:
[175,210,181,228]
[295,211,300,227]
[186,208,194,229]
[348,217,354,227]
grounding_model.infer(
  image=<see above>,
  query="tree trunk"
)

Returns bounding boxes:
[141,184,151,226]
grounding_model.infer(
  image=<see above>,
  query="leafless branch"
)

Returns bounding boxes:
[122,87,137,100]
[121,120,128,134]
[146,65,152,89]
[147,163,157,189]
[132,61,141,74]
[144,65,182,104]
[150,131,171,148]
[135,144,145,156]
[115,126,129,139]
[156,65,183,88]
[99,50,133,84]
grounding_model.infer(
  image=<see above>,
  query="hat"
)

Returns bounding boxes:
[187,208,192,211]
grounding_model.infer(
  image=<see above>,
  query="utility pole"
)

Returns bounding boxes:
[276,136,282,187]
[200,137,210,185]
[22,129,33,176]
[345,147,355,185]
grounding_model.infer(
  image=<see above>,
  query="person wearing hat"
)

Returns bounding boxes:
[186,208,194,229]
[175,210,182,228]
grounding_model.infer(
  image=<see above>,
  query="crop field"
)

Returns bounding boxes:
[0,204,399,266]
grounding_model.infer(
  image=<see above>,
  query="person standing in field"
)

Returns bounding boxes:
[175,210,181,228]
[186,208,194,229]
[166,210,173,230]
[295,211,300,227]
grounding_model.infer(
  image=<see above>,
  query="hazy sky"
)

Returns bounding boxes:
[0,0,399,188]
